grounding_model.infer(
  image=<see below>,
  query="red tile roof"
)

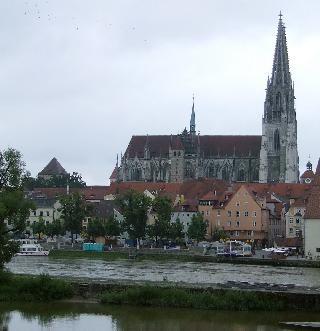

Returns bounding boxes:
[124,135,261,158]
[305,187,320,219]
[32,186,109,200]
[199,135,261,157]
[300,170,315,179]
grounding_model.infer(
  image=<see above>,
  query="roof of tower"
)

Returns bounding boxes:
[271,12,291,87]
[38,157,67,176]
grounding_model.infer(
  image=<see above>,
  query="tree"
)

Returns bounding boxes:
[0,148,34,268]
[169,218,184,243]
[105,216,121,238]
[24,171,86,190]
[45,219,64,239]
[86,218,105,242]
[211,227,228,241]
[187,213,208,242]
[116,190,152,242]
[58,192,91,243]
[31,217,46,239]
[151,196,172,244]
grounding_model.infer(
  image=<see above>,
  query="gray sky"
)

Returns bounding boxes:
[1,0,320,185]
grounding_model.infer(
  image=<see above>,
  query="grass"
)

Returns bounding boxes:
[0,271,73,302]
[100,286,286,311]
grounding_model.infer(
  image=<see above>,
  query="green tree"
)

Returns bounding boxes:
[0,148,34,268]
[211,227,228,241]
[105,216,121,238]
[151,196,172,243]
[24,172,86,190]
[116,190,152,243]
[169,218,185,243]
[187,213,208,242]
[58,192,91,243]
[45,219,64,239]
[32,217,46,239]
[86,218,105,241]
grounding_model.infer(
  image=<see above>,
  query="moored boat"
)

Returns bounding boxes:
[16,239,49,256]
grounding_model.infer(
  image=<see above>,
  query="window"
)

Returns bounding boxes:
[206,210,209,216]
[236,211,240,217]
[228,211,232,217]
[244,211,249,217]
[236,221,240,227]
[252,221,257,227]
[217,210,221,216]
[316,248,320,253]
[253,211,257,217]
[236,202,240,207]
[33,211,36,216]
[289,217,294,224]
[217,219,221,226]
[227,221,231,227]
[46,221,49,225]
[39,211,43,217]
[296,218,300,224]
[235,231,240,237]
[289,228,293,234]
[247,231,251,236]
[274,129,280,151]
[27,221,30,226]
[47,211,50,216]
[201,211,204,215]
[237,169,245,181]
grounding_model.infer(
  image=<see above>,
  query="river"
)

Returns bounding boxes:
[6,256,320,288]
[1,302,320,331]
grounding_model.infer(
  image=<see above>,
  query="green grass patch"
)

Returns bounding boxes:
[100,286,285,311]
[0,271,73,302]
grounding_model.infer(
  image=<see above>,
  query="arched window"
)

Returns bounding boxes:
[237,168,245,182]
[185,162,193,178]
[222,165,229,181]
[208,164,215,178]
[274,129,280,152]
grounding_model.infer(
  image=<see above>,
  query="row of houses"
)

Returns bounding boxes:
[18,160,320,259]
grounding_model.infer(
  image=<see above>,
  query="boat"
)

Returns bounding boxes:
[16,239,49,256]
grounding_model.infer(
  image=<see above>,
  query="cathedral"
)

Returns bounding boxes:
[111,14,299,184]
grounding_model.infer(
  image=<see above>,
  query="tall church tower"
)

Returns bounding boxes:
[259,13,299,183]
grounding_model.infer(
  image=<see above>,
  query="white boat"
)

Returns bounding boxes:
[16,239,49,256]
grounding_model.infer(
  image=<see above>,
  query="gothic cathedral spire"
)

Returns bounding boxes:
[190,95,196,135]
[259,13,299,183]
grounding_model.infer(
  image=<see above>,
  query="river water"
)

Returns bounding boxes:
[6,256,320,288]
[1,302,320,331]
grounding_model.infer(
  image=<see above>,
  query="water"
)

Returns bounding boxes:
[6,256,320,288]
[1,303,320,331]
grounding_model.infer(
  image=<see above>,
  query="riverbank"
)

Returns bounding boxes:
[0,271,73,302]
[49,249,320,268]
[1,271,320,312]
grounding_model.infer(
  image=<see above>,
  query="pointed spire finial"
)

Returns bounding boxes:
[279,11,283,20]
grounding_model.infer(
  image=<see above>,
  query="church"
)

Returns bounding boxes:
[111,14,299,184]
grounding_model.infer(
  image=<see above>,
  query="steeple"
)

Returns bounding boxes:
[190,95,196,135]
[264,12,295,123]
[259,13,299,184]
[271,12,291,87]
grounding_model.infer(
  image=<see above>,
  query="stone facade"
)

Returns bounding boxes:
[112,15,299,185]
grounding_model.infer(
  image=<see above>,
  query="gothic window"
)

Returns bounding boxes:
[185,162,193,178]
[208,164,215,178]
[132,167,142,181]
[237,168,245,182]
[274,129,280,152]
[222,165,229,181]
[253,166,259,182]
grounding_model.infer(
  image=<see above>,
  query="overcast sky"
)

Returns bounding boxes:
[1,0,320,185]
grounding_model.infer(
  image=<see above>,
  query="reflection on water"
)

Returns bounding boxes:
[0,303,320,331]
[6,256,320,287]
